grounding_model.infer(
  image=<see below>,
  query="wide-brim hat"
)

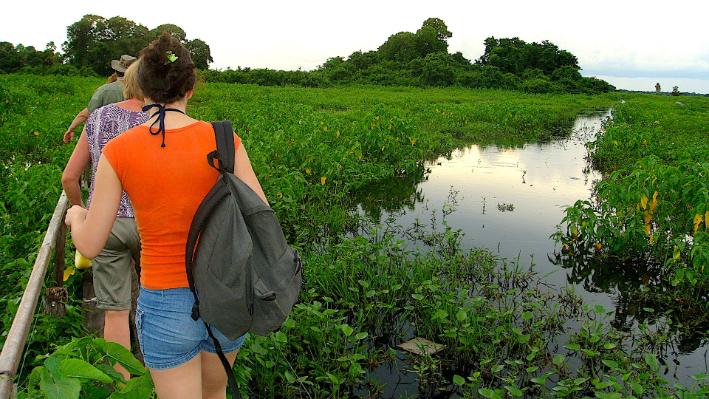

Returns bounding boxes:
[111,55,137,72]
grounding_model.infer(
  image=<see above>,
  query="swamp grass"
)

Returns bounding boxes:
[3,74,709,397]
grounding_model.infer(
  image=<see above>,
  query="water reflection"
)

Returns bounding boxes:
[362,109,708,390]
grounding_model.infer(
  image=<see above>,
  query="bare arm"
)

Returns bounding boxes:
[234,144,269,206]
[65,154,122,258]
[61,129,91,207]
[64,108,90,143]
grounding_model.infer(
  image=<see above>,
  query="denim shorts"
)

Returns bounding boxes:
[135,287,248,370]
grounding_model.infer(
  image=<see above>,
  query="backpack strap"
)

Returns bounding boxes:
[209,121,235,174]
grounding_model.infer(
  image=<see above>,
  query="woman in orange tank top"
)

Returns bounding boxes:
[65,33,268,399]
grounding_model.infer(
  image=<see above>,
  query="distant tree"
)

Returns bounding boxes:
[378,31,419,62]
[149,24,187,42]
[186,38,213,70]
[655,82,661,92]
[63,15,213,74]
[415,26,448,58]
[421,18,452,42]
[672,86,681,96]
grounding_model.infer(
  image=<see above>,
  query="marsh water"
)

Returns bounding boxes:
[358,110,708,397]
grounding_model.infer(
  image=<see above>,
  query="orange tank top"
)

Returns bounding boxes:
[103,121,241,289]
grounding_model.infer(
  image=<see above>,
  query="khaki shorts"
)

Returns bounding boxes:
[92,217,140,311]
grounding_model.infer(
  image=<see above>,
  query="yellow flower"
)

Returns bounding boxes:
[644,211,652,224]
[321,176,327,185]
[643,224,651,235]
[650,233,655,245]
[409,138,417,146]
[277,192,283,199]
[693,214,703,234]
[336,131,340,137]
[306,168,311,175]
[34,131,39,136]
[63,265,76,282]
[324,126,327,132]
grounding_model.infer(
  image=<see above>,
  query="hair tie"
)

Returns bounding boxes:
[142,103,185,147]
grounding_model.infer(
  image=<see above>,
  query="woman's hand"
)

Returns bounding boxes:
[65,205,88,229]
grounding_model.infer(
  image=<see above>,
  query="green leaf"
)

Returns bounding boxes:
[341,324,354,336]
[644,353,658,368]
[602,360,619,368]
[521,312,533,320]
[604,343,617,350]
[327,372,341,385]
[60,359,112,383]
[565,343,581,351]
[411,294,424,300]
[100,342,145,376]
[109,387,154,399]
[478,388,495,398]
[630,381,644,395]
[40,369,81,399]
[453,374,466,386]
[285,371,296,383]
[505,385,523,397]
[553,354,565,366]
[594,304,606,314]
[275,331,287,343]
[642,307,654,313]
[354,332,368,340]
[692,373,709,381]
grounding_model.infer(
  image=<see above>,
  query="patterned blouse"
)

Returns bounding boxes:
[85,103,149,217]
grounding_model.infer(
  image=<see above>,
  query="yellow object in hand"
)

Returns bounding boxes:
[75,250,92,269]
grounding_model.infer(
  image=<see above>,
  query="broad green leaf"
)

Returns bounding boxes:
[453,374,465,386]
[478,388,495,398]
[604,343,617,350]
[602,360,619,368]
[411,294,424,300]
[275,331,287,343]
[285,371,296,383]
[565,343,581,351]
[521,312,533,320]
[40,369,81,399]
[109,387,153,399]
[504,385,523,397]
[692,373,709,381]
[553,354,565,366]
[630,381,644,395]
[60,359,112,383]
[354,332,368,340]
[594,305,606,314]
[101,341,145,376]
[644,353,658,368]
[341,324,354,336]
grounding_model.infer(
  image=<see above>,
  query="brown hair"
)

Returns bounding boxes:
[107,72,118,84]
[138,32,196,104]
[122,59,144,101]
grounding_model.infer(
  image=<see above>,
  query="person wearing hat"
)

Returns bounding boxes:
[63,55,137,143]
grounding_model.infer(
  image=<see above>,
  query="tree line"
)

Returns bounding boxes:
[1,16,614,94]
[202,18,615,94]
[0,15,213,76]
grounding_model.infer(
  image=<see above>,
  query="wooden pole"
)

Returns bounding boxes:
[0,192,69,399]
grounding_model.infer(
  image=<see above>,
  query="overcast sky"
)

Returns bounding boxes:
[3,0,708,93]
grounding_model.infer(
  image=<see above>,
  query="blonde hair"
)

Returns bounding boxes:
[122,59,144,101]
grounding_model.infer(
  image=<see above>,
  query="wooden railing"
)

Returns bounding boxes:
[0,192,70,399]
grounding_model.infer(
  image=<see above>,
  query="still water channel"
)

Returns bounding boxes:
[359,110,708,397]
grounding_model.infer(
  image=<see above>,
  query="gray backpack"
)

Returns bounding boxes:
[186,121,303,398]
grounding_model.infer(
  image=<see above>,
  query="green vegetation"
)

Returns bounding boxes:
[4,74,709,397]
[553,94,709,352]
